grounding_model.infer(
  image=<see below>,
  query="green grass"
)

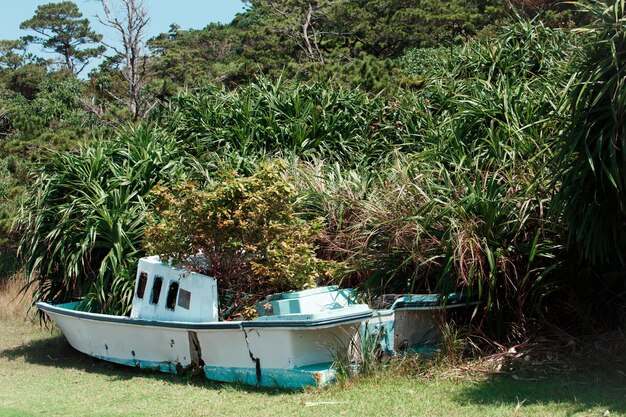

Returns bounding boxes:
[0,319,625,417]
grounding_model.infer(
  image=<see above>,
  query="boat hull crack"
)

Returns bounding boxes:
[242,326,262,386]
[188,331,205,368]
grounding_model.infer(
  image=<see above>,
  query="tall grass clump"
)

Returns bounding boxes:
[293,154,562,340]
[0,157,23,252]
[294,20,580,340]
[0,272,33,321]
[162,77,427,166]
[18,126,192,315]
[555,0,626,266]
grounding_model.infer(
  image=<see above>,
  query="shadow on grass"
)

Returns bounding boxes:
[0,331,293,396]
[453,369,626,414]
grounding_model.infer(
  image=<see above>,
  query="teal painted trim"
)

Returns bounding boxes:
[38,301,372,330]
[263,286,339,301]
[91,354,179,374]
[245,310,372,328]
[37,302,241,330]
[391,293,479,310]
[203,363,336,389]
[75,353,337,389]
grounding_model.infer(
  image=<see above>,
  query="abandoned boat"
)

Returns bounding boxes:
[363,292,480,358]
[37,256,373,389]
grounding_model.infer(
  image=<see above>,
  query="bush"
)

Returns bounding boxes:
[145,160,336,319]
[293,152,563,340]
[292,20,580,339]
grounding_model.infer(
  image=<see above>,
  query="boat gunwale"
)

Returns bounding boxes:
[36,301,373,330]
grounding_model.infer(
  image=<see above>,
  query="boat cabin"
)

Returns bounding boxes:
[130,256,218,323]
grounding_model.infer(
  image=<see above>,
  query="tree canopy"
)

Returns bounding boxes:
[20,1,105,75]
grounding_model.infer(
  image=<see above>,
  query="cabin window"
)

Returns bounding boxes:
[136,272,148,299]
[150,276,163,305]
[178,289,191,310]
[166,281,179,310]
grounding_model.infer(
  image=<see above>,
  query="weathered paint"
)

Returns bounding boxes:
[390,292,479,310]
[203,363,336,388]
[360,293,479,357]
[91,355,180,374]
[36,256,382,389]
[361,309,396,356]
[37,299,370,389]
[255,286,357,316]
[130,256,219,323]
[391,292,478,353]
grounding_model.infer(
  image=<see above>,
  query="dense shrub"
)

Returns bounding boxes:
[293,20,580,339]
[294,154,563,340]
[145,160,337,319]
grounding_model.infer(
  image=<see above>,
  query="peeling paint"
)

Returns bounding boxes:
[37,279,372,389]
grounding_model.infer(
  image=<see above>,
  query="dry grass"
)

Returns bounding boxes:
[0,272,34,322]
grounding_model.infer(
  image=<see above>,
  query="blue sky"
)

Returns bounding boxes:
[0,1,246,73]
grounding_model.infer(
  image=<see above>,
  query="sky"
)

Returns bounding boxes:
[0,0,247,74]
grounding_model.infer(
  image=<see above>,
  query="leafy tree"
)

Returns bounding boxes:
[324,0,509,59]
[20,1,105,75]
[0,39,42,72]
[5,63,47,100]
[145,0,512,91]
[85,56,129,121]
[250,0,332,63]
[148,23,250,89]
[2,72,97,160]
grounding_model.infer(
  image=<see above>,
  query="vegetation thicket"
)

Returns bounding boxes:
[554,0,626,265]
[17,127,192,315]
[3,0,626,348]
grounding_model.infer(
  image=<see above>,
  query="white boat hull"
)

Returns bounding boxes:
[38,301,370,388]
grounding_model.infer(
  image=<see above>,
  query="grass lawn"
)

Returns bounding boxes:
[0,319,625,417]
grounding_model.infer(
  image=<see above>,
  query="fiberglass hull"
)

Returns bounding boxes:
[37,301,372,388]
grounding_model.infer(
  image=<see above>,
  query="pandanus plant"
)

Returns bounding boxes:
[555,0,626,266]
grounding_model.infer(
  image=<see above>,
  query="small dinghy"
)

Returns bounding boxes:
[37,256,373,389]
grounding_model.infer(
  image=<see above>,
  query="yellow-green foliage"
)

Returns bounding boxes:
[145,160,335,294]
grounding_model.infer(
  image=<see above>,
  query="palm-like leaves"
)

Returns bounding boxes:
[18,126,190,314]
[164,78,422,166]
[555,0,626,265]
